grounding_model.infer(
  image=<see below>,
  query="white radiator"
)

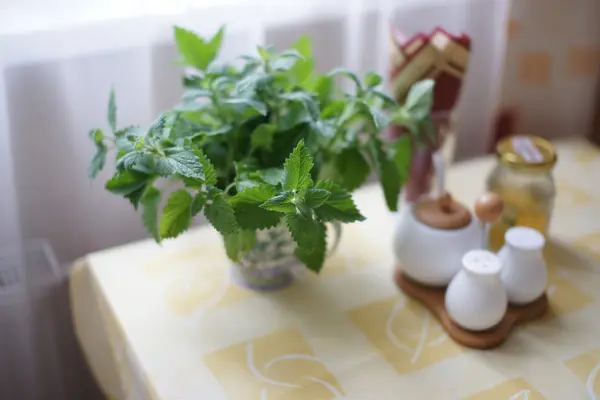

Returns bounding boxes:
[0,240,103,400]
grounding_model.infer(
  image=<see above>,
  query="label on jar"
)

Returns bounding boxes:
[512,136,544,163]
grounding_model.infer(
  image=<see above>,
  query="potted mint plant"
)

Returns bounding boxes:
[87,26,434,290]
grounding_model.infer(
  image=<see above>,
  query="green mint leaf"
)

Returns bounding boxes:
[222,97,268,116]
[329,68,363,92]
[281,92,318,120]
[371,90,397,107]
[157,149,205,179]
[304,188,330,209]
[289,35,313,84]
[167,114,202,140]
[337,102,358,127]
[285,212,320,249]
[365,72,382,88]
[271,56,299,72]
[159,138,176,150]
[292,35,312,59]
[194,147,217,185]
[390,108,421,140]
[235,178,260,192]
[190,192,206,216]
[183,73,203,88]
[273,49,304,72]
[88,142,107,179]
[314,75,334,107]
[236,73,273,94]
[257,45,274,61]
[295,222,326,273]
[234,162,262,190]
[131,153,155,175]
[204,192,239,235]
[107,88,117,132]
[278,49,305,61]
[224,230,256,263]
[141,186,161,241]
[182,88,211,102]
[390,135,412,182]
[153,158,174,176]
[159,189,193,239]
[251,124,276,152]
[207,27,225,63]
[114,126,142,155]
[314,181,365,223]
[105,170,149,196]
[265,123,309,169]
[208,67,237,82]
[205,124,233,137]
[182,147,217,188]
[421,118,436,140]
[261,191,296,213]
[174,102,211,112]
[389,107,411,126]
[89,128,104,144]
[230,185,281,230]
[257,168,284,185]
[174,26,224,70]
[147,113,168,137]
[405,79,435,119]
[334,147,370,191]
[278,101,312,130]
[322,99,346,119]
[115,125,142,137]
[283,140,314,190]
[125,185,147,210]
[369,137,402,212]
[358,100,389,131]
[239,59,261,77]
[116,149,128,162]
[310,120,335,142]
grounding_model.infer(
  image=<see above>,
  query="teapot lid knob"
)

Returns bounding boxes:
[474,192,504,223]
[438,192,453,212]
[414,192,472,230]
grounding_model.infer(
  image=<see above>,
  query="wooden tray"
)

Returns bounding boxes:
[394,267,549,349]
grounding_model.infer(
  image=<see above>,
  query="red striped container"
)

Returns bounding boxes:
[389,27,471,201]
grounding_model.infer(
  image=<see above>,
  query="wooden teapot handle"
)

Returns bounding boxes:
[474,192,504,249]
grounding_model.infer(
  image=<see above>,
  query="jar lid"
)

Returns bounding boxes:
[496,135,557,172]
[414,193,472,230]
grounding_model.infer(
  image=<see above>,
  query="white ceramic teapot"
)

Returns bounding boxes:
[393,151,505,287]
[393,192,481,286]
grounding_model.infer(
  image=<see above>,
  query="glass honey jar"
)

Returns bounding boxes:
[486,135,557,251]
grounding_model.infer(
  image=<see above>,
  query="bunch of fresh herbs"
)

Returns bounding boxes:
[87,26,434,272]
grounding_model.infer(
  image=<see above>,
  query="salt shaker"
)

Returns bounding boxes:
[498,227,547,305]
[445,250,508,331]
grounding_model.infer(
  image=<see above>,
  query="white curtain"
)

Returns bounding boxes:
[0,0,509,261]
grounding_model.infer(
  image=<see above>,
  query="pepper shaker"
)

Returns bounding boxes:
[445,249,508,331]
[498,227,547,305]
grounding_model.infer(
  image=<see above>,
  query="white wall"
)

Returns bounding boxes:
[0,0,508,261]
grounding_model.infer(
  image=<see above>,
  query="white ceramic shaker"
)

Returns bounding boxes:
[498,226,547,305]
[445,249,508,331]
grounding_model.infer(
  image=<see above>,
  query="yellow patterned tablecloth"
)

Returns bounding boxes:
[71,138,600,400]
